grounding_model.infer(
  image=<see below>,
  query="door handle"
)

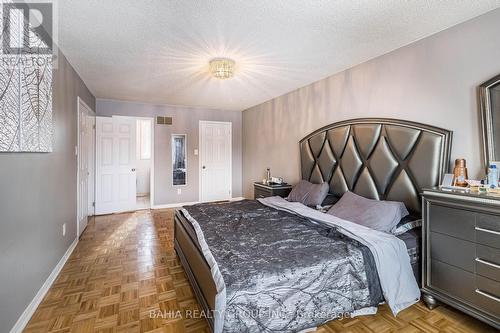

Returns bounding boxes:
[202,166,206,169]
[131,168,136,172]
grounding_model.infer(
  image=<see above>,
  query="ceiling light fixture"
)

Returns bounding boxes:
[209,58,235,79]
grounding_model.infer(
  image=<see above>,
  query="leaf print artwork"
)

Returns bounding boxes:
[0,1,53,152]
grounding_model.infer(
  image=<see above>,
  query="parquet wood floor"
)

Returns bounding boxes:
[23,210,495,333]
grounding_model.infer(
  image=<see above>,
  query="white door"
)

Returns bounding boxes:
[77,99,95,237]
[115,117,137,212]
[96,117,115,214]
[96,116,137,214]
[200,121,232,202]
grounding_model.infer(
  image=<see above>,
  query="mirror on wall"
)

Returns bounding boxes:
[172,134,187,186]
[479,73,500,169]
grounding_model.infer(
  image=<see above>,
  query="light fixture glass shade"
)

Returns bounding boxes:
[209,58,235,79]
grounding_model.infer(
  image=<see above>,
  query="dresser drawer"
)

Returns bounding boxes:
[476,249,500,283]
[430,232,475,273]
[477,245,500,268]
[475,276,500,317]
[431,259,475,302]
[430,233,500,283]
[431,260,500,317]
[476,225,500,250]
[477,213,500,233]
[429,204,475,241]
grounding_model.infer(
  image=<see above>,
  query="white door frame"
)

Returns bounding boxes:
[198,120,232,202]
[77,96,95,238]
[133,116,155,208]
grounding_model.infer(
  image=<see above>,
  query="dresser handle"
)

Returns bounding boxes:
[475,258,500,269]
[475,226,500,235]
[475,289,500,303]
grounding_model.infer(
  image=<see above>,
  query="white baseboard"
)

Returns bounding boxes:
[152,197,245,210]
[9,238,78,333]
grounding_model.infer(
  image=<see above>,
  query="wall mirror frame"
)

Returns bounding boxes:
[479,73,500,169]
[172,134,187,186]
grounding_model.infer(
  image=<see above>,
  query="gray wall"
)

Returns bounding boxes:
[242,8,500,198]
[0,52,95,331]
[96,99,242,205]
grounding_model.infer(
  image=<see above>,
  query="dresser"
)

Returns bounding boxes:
[422,188,500,329]
[253,182,292,199]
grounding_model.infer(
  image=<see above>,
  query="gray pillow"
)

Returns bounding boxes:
[287,180,329,206]
[326,191,409,233]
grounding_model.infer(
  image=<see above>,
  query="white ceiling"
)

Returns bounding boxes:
[58,1,500,111]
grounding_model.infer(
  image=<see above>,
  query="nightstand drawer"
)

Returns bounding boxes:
[254,187,271,199]
[253,182,292,199]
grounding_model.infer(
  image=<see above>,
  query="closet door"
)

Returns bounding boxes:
[199,121,232,202]
[96,116,137,214]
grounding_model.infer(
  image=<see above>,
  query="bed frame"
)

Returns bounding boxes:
[174,118,452,331]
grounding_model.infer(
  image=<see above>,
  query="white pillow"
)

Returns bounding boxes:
[326,191,409,233]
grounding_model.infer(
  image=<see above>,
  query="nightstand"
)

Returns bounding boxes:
[253,182,292,199]
[422,187,500,329]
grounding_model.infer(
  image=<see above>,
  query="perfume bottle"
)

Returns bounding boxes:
[453,159,468,187]
[266,168,271,184]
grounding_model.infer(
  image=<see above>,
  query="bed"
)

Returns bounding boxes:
[174,118,452,332]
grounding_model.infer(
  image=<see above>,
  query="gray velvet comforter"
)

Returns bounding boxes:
[182,200,383,332]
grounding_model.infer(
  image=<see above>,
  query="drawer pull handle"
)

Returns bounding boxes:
[475,226,500,235]
[475,289,500,303]
[475,258,500,269]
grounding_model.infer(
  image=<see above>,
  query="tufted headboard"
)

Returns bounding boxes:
[300,118,452,214]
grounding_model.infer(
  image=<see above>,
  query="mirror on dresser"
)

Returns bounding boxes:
[479,73,500,169]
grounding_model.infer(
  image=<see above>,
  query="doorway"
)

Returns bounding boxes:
[136,118,153,210]
[95,116,137,214]
[199,121,232,202]
[77,97,95,237]
[95,116,154,214]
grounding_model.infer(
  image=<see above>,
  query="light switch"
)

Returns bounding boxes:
[194,149,198,155]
